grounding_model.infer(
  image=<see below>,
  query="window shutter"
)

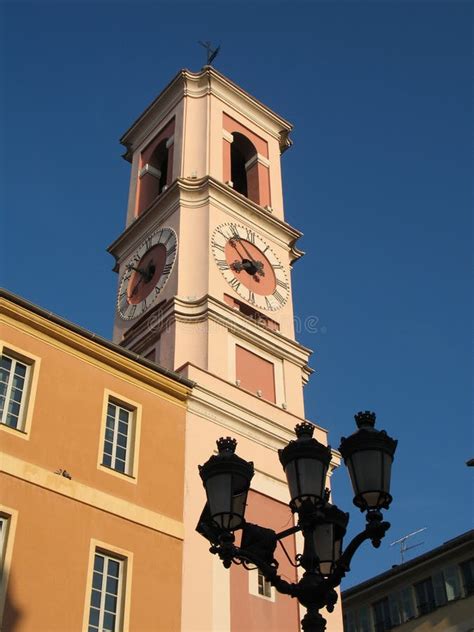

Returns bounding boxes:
[401,587,415,621]
[433,571,447,607]
[388,594,401,626]
[444,566,462,601]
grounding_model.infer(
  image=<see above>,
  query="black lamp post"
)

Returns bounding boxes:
[197,412,397,632]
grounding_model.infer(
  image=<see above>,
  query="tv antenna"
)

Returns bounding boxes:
[199,41,221,66]
[390,527,427,564]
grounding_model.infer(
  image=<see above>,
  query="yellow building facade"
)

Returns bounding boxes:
[0,290,192,631]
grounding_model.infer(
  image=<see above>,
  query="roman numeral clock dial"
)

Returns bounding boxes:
[117,227,177,320]
[211,223,289,312]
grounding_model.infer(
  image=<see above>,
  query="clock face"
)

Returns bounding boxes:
[211,222,289,311]
[117,227,177,320]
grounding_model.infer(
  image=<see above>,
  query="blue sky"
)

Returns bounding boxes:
[2,1,472,588]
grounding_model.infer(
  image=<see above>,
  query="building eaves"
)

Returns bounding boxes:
[342,529,474,599]
[0,288,195,389]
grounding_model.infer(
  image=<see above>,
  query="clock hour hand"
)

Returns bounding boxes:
[127,264,148,278]
[229,238,265,277]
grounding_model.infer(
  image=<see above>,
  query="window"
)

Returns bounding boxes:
[414,577,436,615]
[102,401,134,475]
[460,558,474,596]
[230,133,257,198]
[372,597,391,631]
[433,566,462,606]
[343,610,356,632]
[88,551,124,632]
[388,587,415,625]
[0,353,30,430]
[344,606,372,632]
[0,516,9,572]
[257,568,272,598]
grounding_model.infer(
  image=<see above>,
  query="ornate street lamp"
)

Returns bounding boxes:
[197,411,397,632]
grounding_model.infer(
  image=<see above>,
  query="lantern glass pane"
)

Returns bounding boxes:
[229,489,248,530]
[294,458,325,504]
[383,453,393,493]
[284,460,299,502]
[313,523,334,576]
[206,473,231,526]
[350,450,382,495]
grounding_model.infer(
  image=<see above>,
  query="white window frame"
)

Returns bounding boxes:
[103,401,132,474]
[249,567,275,602]
[97,390,141,483]
[0,343,40,438]
[0,506,18,624]
[0,353,30,430]
[88,551,124,632]
[82,540,133,632]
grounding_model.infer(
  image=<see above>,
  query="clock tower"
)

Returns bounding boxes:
[108,67,342,631]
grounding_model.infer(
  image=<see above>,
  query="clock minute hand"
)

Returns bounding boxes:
[230,238,265,276]
[127,264,148,279]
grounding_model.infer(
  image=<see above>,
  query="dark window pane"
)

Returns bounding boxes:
[103,612,116,631]
[6,414,18,429]
[92,571,102,590]
[117,433,127,448]
[90,589,101,609]
[102,454,112,467]
[114,459,126,473]
[11,375,24,390]
[103,441,113,455]
[106,415,115,429]
[116,446,126,461]
[89,607,100,626]
[107,403,115,416]
[15,363,26,377]
[105,593,117,613]
[108,559,120,578]
[106,576,118,595]
[0,356,12,370]
[118,421,128,435]
[119,409,129,423]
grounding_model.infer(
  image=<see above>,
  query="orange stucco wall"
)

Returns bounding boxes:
[1,321,185,521]
[2,476,182,632]
[230,490,300,632]
[1,306,187,631]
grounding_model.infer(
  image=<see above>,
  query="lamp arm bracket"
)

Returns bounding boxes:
[210,539,297,597]
[334,519,391,581]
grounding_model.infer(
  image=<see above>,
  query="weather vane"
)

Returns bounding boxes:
[199,41,221,66]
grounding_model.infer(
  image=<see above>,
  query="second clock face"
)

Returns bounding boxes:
[211,222,289,311]
[117,227,177,320]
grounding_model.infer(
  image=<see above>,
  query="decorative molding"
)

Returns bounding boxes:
[245,153,271,170]
[222,129,234,143]
[107,177,304,264]
[1,452,184,540]
[120,67,293,157]
[0,298,191,404]
[139,164,161,180]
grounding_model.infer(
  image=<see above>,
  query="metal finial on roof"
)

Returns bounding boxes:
[199,41,221,66]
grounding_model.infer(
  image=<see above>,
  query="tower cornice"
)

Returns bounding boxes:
[120,67,293,162]
[108,176,304,267]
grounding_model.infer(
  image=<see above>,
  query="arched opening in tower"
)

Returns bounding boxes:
[231,133,257,199]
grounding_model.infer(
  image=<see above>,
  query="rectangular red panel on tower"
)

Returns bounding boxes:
[235,345,276,403]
